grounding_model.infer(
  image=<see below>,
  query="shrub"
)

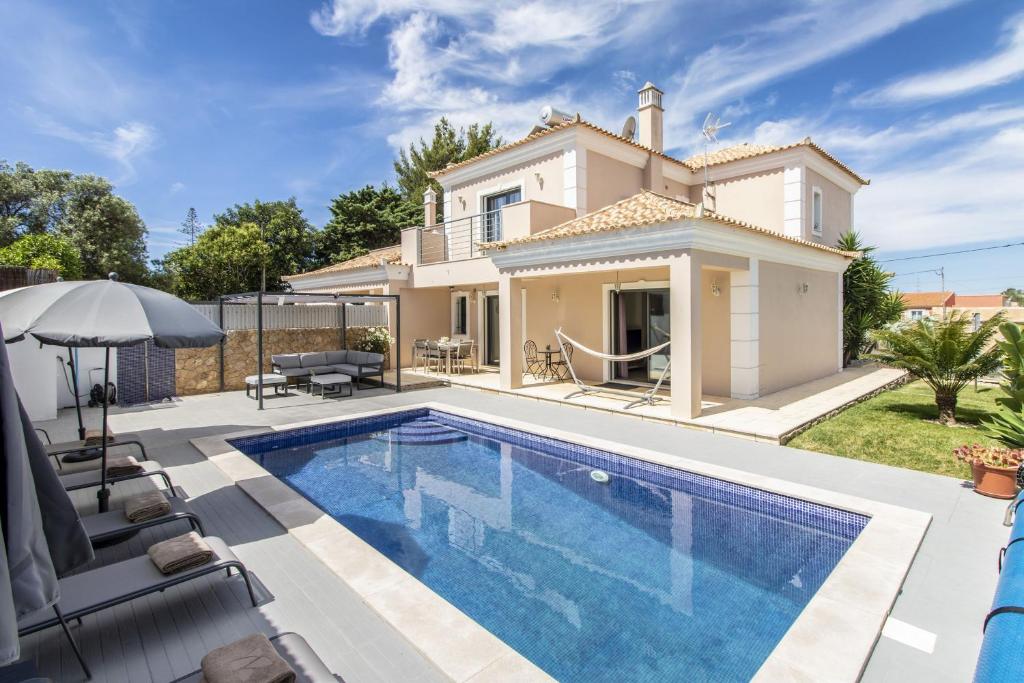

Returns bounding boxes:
[0,233,83,278]
[354,326,394,356]
[984,322,1024,447]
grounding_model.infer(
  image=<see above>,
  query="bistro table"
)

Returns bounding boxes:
[538,348,562,380]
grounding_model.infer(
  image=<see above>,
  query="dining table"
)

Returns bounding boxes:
[538,347,562,380]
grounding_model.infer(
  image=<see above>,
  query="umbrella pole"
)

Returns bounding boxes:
[67,346,86,441]
[97,347,111,513]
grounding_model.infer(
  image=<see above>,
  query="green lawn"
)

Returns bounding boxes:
[788,380,1005,478]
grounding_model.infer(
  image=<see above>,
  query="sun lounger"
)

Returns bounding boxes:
[80,495,204,544]
[170,632,340,683]
[59,459,175,495]
[18,536,258,678]
[45,432,148,469]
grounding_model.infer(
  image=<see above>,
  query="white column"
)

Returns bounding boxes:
[499,273,524,390]
[730,259,760,399]
[783,165,804,238]
[670,253,702,419]
[837,271,845,371]
[563,147,587,215]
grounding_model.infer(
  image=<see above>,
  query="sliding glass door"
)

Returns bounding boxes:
[484,294,500,365]
[610,288,670,384]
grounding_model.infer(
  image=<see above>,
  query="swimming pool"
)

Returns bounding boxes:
[230,408,868,682]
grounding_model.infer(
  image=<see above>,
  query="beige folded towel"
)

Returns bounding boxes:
[106,455,143,477]
[124,490,171,523]
[200,633,295,683]
[147,532,214,575]
[84,428,116,446]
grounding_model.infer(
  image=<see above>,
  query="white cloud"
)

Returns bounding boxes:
[856,126,1024,250]
[855,12,1024,105]
[169,181,185,194]
[29,110,157,181]
[310,0,665,152]
[662,0,964,147]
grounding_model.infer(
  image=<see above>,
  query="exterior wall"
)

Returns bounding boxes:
[700,269,731,396]
[410,258,500,288]
[707,169,785,233]
[664,177,690,200]
[388,286,451,366]
[501,201,577,241]
[585,151,643,212]
[804,167,852,247]
[758,261,840,394]
[447,151,565,221]
[521,266,670,381]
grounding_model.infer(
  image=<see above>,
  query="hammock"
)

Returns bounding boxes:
[554,328,671,409]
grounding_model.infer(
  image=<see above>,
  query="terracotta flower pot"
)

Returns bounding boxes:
[971,461,1020,499]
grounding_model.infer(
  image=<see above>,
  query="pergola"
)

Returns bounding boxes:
[217,291,401,409]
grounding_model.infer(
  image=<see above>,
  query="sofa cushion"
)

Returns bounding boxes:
[324,350,348,365]
[332,364,361,377]
[272,354,301,369]
[278,367,309,378]
[364,352,384,365]
[299,352,327,368]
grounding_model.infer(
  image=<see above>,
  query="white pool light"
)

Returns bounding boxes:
[590,470,610,484]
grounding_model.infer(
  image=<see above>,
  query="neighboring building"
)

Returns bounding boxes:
[285,81,869,418]
[900,291,1024,325]
[901,292,955,321]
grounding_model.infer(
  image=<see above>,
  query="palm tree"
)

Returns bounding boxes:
[872,311,1005,425]
[838,231,904,365]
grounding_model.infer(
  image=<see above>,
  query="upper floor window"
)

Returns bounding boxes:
[811,186,823,236]
[482,188,522,242]
[910,309,924,321]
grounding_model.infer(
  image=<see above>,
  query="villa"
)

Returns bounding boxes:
[285,82,868,419]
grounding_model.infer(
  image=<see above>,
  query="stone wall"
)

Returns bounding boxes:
[175,326,387,395]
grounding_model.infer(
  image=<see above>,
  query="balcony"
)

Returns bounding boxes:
[409,200,577,266]
[416,210,501,264]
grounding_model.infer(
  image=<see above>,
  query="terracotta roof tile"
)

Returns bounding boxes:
[482,191,857,257]
[283,245,403,281]
[432,118,868,185]
[901,291,955,308]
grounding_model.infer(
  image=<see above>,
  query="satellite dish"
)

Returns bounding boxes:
[620,115,637,140]
[701,112,731,143]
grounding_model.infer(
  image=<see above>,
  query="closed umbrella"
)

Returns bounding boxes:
[0,276,224,512]
[1,321,94,667]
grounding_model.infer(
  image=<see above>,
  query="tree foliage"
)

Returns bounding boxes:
[0,233,83,278]
[984,322,1024,447]
[158,222,271,300]
[314,185,419,267]
[838,231,904,365]
[871,311,1005,425]
[0,160,148,282]
[179,207,203,245]
[393,118,502,221]
[156,198,314,297]
[1003,288,1024,306]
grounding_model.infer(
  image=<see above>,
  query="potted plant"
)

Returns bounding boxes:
[954,444,1024,499]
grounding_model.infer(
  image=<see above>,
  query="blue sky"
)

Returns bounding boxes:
[1,0,1022,293]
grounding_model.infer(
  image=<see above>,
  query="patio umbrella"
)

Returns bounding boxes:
[0,276,225,512]
[1,321,94,665]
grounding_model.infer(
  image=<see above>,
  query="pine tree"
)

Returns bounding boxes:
[179,207,203,245]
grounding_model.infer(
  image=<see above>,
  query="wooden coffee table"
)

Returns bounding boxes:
[310,373,353,399]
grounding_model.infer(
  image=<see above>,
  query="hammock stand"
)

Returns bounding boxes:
[554,328,671,410]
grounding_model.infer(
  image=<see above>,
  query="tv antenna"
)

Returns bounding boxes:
[700,112,730,207]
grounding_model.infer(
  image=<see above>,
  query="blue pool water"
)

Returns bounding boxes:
[231,409,867,682]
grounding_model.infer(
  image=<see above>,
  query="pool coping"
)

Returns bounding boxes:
[191,401,932,682]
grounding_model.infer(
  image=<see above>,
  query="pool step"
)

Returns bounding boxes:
[376,420,468,446]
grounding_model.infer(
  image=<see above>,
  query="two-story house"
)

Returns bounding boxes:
[284,82,867,419]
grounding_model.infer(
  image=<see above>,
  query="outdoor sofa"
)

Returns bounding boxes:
[272,350,385,390]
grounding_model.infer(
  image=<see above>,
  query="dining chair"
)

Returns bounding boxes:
[412,339,428,371]
[523,340,543,378]
[426,340,442,374]
[551,341,573,380]
[453,340,475,374]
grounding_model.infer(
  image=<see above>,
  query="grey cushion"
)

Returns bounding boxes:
[299,352,327,368]
[278,367,309,378]
[332,364,360,377]
[305,365,335,376]
[324,350,348,365]
[364,352,384,365]
[272,354,301,369]
[345,350,368,365]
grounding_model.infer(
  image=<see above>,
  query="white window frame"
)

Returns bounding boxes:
[451,291,470,337]
[811,186,823,236]
[910,309,925,321]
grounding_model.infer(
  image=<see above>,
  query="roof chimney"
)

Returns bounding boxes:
[638,81,664,153]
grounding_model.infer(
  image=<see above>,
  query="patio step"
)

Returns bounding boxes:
[375,420,468,446]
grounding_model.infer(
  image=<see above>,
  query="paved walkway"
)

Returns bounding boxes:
[406,364,906,443]
[25,385,1007,682]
